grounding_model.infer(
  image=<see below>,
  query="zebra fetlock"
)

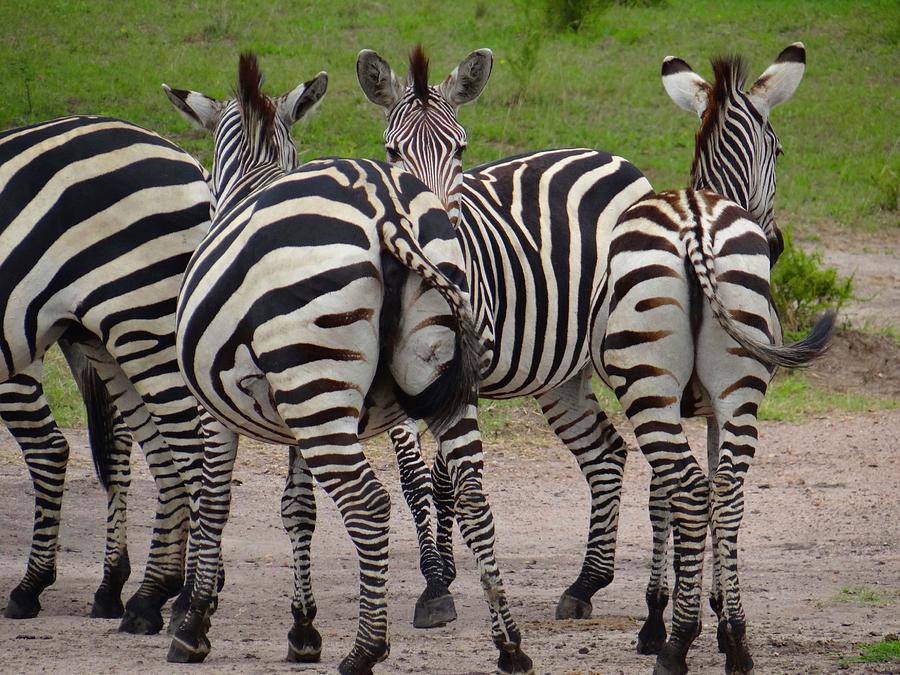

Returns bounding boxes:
[90,549,131,619]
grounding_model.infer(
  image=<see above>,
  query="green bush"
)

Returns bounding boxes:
[770,227,853,334]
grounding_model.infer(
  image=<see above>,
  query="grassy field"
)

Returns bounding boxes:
[1,0,897,232]
[2,1,898,428]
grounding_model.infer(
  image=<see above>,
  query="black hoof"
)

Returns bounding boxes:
[4,587,41,619]
[555,592,592,620]
[167,633,211,663]
[338,642,389,675]
[637,617,667,655]
[90,591,125,619]
[717,618,728,653]
[653,639,689,675]
[497,642,534,674]
[723,620,754,675]
[413,589,457,628]
[119,597,164,635]
[287,621,322,662]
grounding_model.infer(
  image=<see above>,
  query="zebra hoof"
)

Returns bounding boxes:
[413,585,456,628]
[497,642,534,674]
[4,587,41,619]
[555,592,592,620]
[717,618,728,653]
[338,641,388,675]
[723,620,754,675]
[167,633,211,663]
[637,616,668,655]
[286,620,322,662]
[90,592,125,619]
[652,640,689,675]
[118,601,163,635]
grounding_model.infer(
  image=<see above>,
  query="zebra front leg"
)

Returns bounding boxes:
[0,366,69,619]
[638,470,671,654]
[536,372,629,620]
[389,419,457,629]
[282,447,322,662]
[440,406,533,674]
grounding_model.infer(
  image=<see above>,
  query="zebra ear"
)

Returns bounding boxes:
[661,56,710,118]
[357,49,403,110]
[748,42,806,117]
[276,72,328,127]
[162,84,224,131]
[440,48,493,108]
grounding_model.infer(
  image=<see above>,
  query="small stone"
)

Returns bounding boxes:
[578,646,589,654]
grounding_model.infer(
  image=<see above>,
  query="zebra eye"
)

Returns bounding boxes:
[454,146,465,160]
[386,147,401,162]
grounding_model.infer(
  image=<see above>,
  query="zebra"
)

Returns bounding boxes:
[590,42,835,675]
[163,53,533,674]
[0,115,218,634]
[356,45,654,626]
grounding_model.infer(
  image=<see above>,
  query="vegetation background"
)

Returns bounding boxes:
[0,0,897,426]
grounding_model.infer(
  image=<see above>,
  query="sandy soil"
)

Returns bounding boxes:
[1,229,897,674]
[1,409,898,675]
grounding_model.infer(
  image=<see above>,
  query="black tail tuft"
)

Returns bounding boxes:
[62,344,118,491]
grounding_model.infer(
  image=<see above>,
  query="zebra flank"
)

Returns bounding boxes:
[0,115,213,631]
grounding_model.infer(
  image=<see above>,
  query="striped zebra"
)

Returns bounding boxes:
[163,53,533,674]
[356,46,653,626]
[0,115,213,634]
[591,43,835,675]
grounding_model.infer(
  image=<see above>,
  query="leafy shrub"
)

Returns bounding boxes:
[770,227,853,334]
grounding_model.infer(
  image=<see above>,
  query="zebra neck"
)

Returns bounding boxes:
[215,163,286,219]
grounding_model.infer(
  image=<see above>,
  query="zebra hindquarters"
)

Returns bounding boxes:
[691,218,774,675]
[598,212,710,673]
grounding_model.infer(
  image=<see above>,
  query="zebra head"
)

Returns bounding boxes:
[357,45,493,226]
[163,53,328,211]
[662,42,806,257]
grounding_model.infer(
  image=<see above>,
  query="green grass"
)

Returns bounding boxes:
[1,0,896,231]
[759,372,898,422]
[832,586,897,606]
[42,345,85,428]
[848,639,900,664]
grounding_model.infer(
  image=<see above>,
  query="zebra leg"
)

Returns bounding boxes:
[537,370,629,620]
[167,418,238,664]
[707,409,757,675]
[637,470,671,654]
[389,419,457,629]
[432,447,457,588]
[74,346,189,634]
[0,364,69,619]
[59,340,135,619]
[168,410,231,634]
[440,405,533,674]
[705,420,729,655]
[282,446,322,662]
[90,417,133,619]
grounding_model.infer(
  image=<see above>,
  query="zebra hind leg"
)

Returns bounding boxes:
[282,447,322,662]
[432,448,457,589]
[90,416,133,618]
[389,419,457,629]
[637,470,671,654]
[440,406,533,674]
[0,366,68,619]
[535,371,629,621]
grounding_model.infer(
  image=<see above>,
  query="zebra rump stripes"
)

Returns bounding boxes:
[165,53,531,674]
[592,43,835,675]
[0,116,213,633]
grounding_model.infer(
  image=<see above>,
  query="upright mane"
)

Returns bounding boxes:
[237,52,275,140]
[409,44,430,103]
[692,55,749,179]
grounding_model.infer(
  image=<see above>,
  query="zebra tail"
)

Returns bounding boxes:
[684,227,836,369]
[380,219,484,437]
[61,343,118,491]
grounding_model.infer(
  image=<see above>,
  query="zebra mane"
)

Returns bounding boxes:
[409,44,430,103]
[692,54,750,180]
[237,52,276,142]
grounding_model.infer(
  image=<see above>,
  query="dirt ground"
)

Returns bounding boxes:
[1,229,898,674]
